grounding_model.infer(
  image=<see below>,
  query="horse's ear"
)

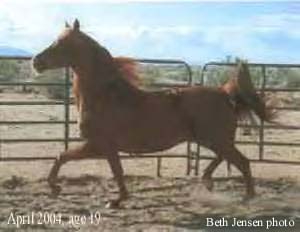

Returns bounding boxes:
[73,19,80,31]
[65,21,71,28]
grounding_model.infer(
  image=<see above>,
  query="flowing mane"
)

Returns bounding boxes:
[72,30,142,103]
[87,34,141,92]
[114,57,140,87]
[75,31,140,87]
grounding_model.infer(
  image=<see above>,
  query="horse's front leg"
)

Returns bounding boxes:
[48,142,95,196]
[105,151,128,208]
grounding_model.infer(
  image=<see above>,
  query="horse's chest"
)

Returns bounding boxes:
[77,101,122,138]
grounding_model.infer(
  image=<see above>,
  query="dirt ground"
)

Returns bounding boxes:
[0,92,299,231]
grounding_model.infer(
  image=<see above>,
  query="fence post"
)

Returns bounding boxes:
[186,142,191,175]
[259,65,267,160]
[157,157,162,177]
[64,68,71,151]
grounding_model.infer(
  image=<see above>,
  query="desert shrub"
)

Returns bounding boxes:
[138,64,192,90]
[266,68,300,88]
[286,70,300,88]
[34,69,66,99]
[0,60,20,82]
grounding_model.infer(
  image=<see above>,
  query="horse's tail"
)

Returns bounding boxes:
[221,61,277,122]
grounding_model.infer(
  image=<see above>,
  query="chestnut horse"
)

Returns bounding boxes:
[33,20,275,208]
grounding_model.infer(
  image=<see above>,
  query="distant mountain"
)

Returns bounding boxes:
[0,46,32,57]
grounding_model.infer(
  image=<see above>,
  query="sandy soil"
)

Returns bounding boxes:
[0,173,299,231]
[0,92,299,231]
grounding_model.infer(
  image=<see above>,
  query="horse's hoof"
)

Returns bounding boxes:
[202,178,214,191]
[49,184,62,197]
[105,199,121,209]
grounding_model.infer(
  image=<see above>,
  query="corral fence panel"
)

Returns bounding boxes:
[0,56,299,177]
[186,62,300,176]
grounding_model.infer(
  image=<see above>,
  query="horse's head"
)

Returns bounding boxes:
[33,19,83,73]
[33,19,139,94]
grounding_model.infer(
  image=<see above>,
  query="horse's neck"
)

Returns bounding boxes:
[72,55,142,110]
[72,73,82,109]
[72,65,105,107]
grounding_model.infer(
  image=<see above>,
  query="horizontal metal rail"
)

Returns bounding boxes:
[204,61,300,69]
[0,138,81,143]
[0,153,189,162]
[235,141,300,147]
[195,83,300,92]
[2,155,300,166]
[0,101,65,105]
[0,120,299,130]
[0,120,77,125]
[262,88,300,92]
[185,155,300,166]
[0,82,71,86]
[0,101,297,110]
[2,138,299,147]
[237,124,300,130]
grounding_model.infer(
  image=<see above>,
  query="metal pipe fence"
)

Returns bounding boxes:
[0,56,299,177]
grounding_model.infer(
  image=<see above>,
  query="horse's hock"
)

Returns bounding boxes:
[0,56,300,178]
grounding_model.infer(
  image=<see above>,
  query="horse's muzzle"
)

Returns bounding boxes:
[32,55,47,73]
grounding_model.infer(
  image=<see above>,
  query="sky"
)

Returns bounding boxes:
[0,0,300,64]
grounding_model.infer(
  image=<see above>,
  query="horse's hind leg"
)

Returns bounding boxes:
[48,142,95,195]
[213,144,255,199]
[202,157,223,191]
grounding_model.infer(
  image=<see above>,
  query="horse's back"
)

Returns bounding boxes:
[179,86,237,144]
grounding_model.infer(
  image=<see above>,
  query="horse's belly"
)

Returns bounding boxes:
[118,135,187,154]
[115,115,191,153]
[78,95,193,152]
